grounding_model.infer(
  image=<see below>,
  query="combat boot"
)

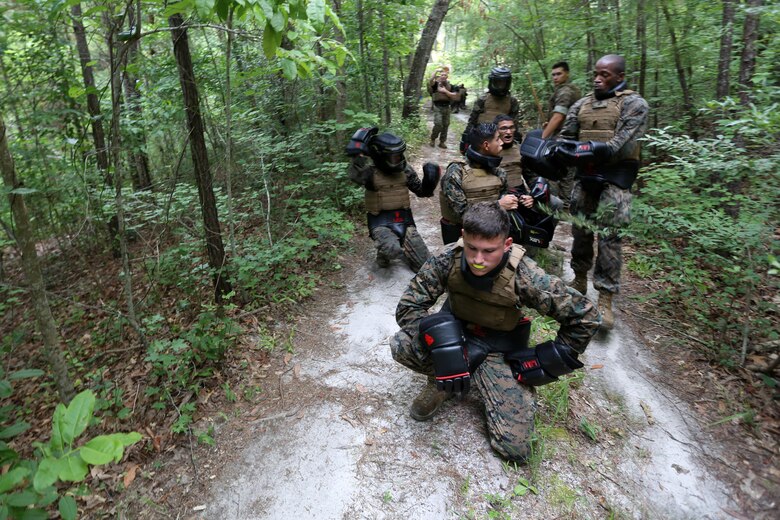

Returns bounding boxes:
[598,291,614,330]
[410,376,450,421]
[376,251,391,268]
[570,271,588,295]
[438,141,447,149]
[429,139,436,147]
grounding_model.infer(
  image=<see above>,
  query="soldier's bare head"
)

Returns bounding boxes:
[593,55,626,95]
[463,202,511,240]
[469,123,502,156]
[462,202,513,276]
[551,61,570,86]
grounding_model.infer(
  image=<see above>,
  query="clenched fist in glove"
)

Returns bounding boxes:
[505,340,584,386]
[419,313,471,395]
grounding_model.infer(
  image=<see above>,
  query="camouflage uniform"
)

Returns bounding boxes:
[390,243,600,461]
[439,162,509,223]
[348,155,432,271]
[559,90,649,294]
[547,81,582,207]
[466,93,523,135]
[429,78,453,145]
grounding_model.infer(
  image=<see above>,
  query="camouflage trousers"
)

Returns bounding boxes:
[431,104,451,143]
[370,225,430,273]
[390,328,536,462]
[549,167,576,210]
[570,180,632,294]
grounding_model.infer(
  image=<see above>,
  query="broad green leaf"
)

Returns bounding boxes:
[214,0,229,20]
[33,457,61,492]
[0,505,7,520]
[262,24,278,59]
[280,59,297,81]
[112,432,142,446]
[270,10,285,32]
[0,421,30,439]
[306,0,325,24]
[259,0,274,19]
[51,403,66,453]
[58,496,78,520]
[61,390,95,445]
[80,437,118,465]
[57,452,88,482]
[8,369,44,380]
[11,508,47,520]
[325,4,344,34]
[0,468,29,493]
[6,491,36,507]
[0,381,12,399]
[163,0,195,17]
[67,86,84,99]
[0,446,19,466]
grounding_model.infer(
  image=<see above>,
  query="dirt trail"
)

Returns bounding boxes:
[167,116,746,519]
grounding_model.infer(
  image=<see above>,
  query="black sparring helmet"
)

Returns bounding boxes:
[368,132,407,173]
[488,67,512,96]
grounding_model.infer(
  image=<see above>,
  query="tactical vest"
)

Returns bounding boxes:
[448,241,525,331]
[432,80,452,103]
[578,91,641,162]
[499,144,524,189]
[364,169,410,215]
[439,163,503,223]
[477,94,512,123]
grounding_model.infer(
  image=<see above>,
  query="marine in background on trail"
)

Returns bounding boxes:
[346,127,441,272]
[461,67,523,153]
[428,67,458,149]
[542,61,582,210]
[390,201,600,463]
[438,123,520,245]
[551,54,650,330]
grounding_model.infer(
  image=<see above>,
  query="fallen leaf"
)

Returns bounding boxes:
[193,505,207,511]
[293,364,301,378]
[640,400,655,425]
[355,383,367,393]
[283,353,292,365]
[590,364,604,370]
[124,464,138,488]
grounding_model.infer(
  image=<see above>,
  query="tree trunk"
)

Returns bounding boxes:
[331,0,347,145]
[0,115,75,404]
[636,0,647,94]
[121,0,152,191]
[169,13,232,303]
[70,3,109,179]
[661,1,693,115]
[738,0,763,106]
[356,0,371,112]
[584,0,597,75]
[716,0,736,100]
[402,0,451,119]
[379,6,391,125]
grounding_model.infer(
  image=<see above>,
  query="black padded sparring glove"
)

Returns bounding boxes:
[419,314,470,395]
[419,162,441,197]
[529,177,550,204]
[345,126,378,156]
[553,140,612,165]
[459,130,470,154]
[505,340,584,386]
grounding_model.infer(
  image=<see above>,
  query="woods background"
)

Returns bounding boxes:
[0,0,777,517]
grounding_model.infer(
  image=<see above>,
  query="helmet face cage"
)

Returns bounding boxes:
[370,132,407,173]
[488,67,512,96]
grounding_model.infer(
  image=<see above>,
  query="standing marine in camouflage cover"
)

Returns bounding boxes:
[553,54,649,329]
[390,202,600,462]
[346,128,440,272]
[439,123,520,244]
[542,61,582,208]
